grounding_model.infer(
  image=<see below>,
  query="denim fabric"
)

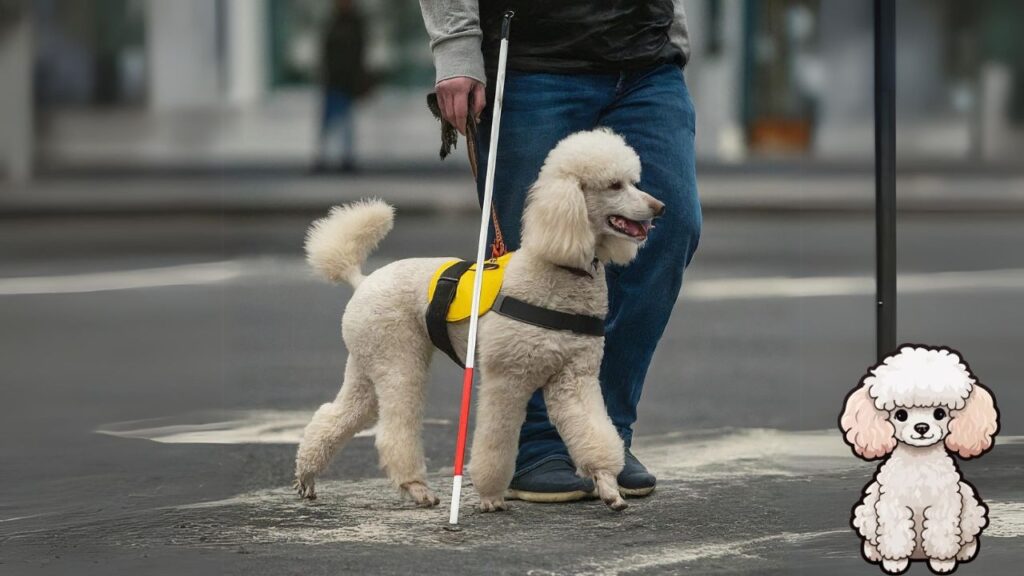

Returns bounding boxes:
[318,89,355,165]
[474,63,702,472]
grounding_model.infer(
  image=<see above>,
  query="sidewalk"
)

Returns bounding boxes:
[3,170,1024,217]
[16,87,1024,217]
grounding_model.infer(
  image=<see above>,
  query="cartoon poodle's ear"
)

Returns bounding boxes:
[947,383,999,458]
[840,385,896,460]
[521,174,595,269]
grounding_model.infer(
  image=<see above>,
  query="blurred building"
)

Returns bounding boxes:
[2,0,1022,180]
[25,0,436,172]
[685,0,1024,163]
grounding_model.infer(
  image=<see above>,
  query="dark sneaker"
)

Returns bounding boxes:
[506,455,596,503]
[618,448,656,497]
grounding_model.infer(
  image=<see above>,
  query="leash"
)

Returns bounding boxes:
[466,94,509,259]
[426,72,508,260]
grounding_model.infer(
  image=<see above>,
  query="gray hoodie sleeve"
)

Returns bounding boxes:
[418,0,486,85]
[670,0,691,65]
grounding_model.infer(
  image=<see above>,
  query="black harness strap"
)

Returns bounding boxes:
[492,295,605,337]
[426,260,475,367]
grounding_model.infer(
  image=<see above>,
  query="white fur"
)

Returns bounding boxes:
[305,199,394,288]
[841,346,999,573]
[865,346,975,411]
[294,130,663,512]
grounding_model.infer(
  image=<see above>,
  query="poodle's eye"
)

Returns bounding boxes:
[894,409,908,422]
[609,181,624,191]
[934,408,947,420]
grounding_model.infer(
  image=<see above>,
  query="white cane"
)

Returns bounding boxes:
[448,10,514,527]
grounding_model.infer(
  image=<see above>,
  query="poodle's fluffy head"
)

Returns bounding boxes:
[840,345,999,460]
[521,129,665,268]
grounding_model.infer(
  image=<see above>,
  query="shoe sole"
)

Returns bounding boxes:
[505,488,597,503]
[619,485,656,498]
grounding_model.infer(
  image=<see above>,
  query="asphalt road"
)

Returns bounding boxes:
[1,208,1023,575]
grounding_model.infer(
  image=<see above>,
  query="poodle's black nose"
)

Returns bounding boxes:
[647,197,666,218]
[914,423,930,435]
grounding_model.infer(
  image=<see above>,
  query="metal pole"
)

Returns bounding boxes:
[874,0,897,360]
[448,10,514,527]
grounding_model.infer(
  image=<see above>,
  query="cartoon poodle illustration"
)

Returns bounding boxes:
[840,345,999,574]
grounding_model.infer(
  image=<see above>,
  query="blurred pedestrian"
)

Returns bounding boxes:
[315,0,370,173]
[419,1,701,502]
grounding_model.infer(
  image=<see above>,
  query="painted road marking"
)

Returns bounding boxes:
[684,267,1024,301]
[0,261,242,296]
[94,413,1023,490]
[986,501,1024,538]
[95,409,451,444]
[578,530,850,576]
[5,257,1024,300]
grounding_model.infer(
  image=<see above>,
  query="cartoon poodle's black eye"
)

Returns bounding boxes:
[934,408,947,421]
[895,409,908,422]
[609,181,624,191]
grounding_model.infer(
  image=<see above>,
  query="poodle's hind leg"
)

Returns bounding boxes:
[957,540,978,562]
[543,363,627,511]
[853,482,881,546]
[862,540,882,562]
[958,480,987,557]
[467,370,536,512]
[294,358,378,499]
[368,355,438,507]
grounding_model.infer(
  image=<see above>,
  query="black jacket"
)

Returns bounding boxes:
[479,1,684,76]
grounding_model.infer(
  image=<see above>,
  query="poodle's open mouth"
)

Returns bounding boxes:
[607,215,653,241]
[910,434,936,441]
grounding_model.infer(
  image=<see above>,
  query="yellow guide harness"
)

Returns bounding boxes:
[425,252,606,367]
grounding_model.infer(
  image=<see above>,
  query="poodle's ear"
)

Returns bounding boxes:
[840,385,896,460]
[947,383,999,458]
[521,174,595,268]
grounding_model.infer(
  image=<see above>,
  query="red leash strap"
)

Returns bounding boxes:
[490,206,508,258]
[467,93,508,259]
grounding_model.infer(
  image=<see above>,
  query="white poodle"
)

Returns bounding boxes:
[294,129,665,512]
[840,345,999,574]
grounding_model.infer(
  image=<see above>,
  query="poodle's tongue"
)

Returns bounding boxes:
[609,216,650,239]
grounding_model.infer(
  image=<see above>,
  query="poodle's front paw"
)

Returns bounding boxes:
[478,496,508,513]
[863,541,882,562]
[602,494,628,512]
[294,475,317,500]
[928,559,957,573]
[957,540,978,561]
[401,481,441,508]
[591,471,628,512]
[881,558,909,574]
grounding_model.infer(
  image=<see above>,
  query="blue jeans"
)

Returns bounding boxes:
[475,64,702,473]
[318,89,355,166]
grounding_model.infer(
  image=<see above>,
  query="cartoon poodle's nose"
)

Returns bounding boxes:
[914,423,930,435]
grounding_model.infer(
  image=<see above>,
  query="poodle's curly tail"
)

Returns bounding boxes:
[305,199,394,288]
